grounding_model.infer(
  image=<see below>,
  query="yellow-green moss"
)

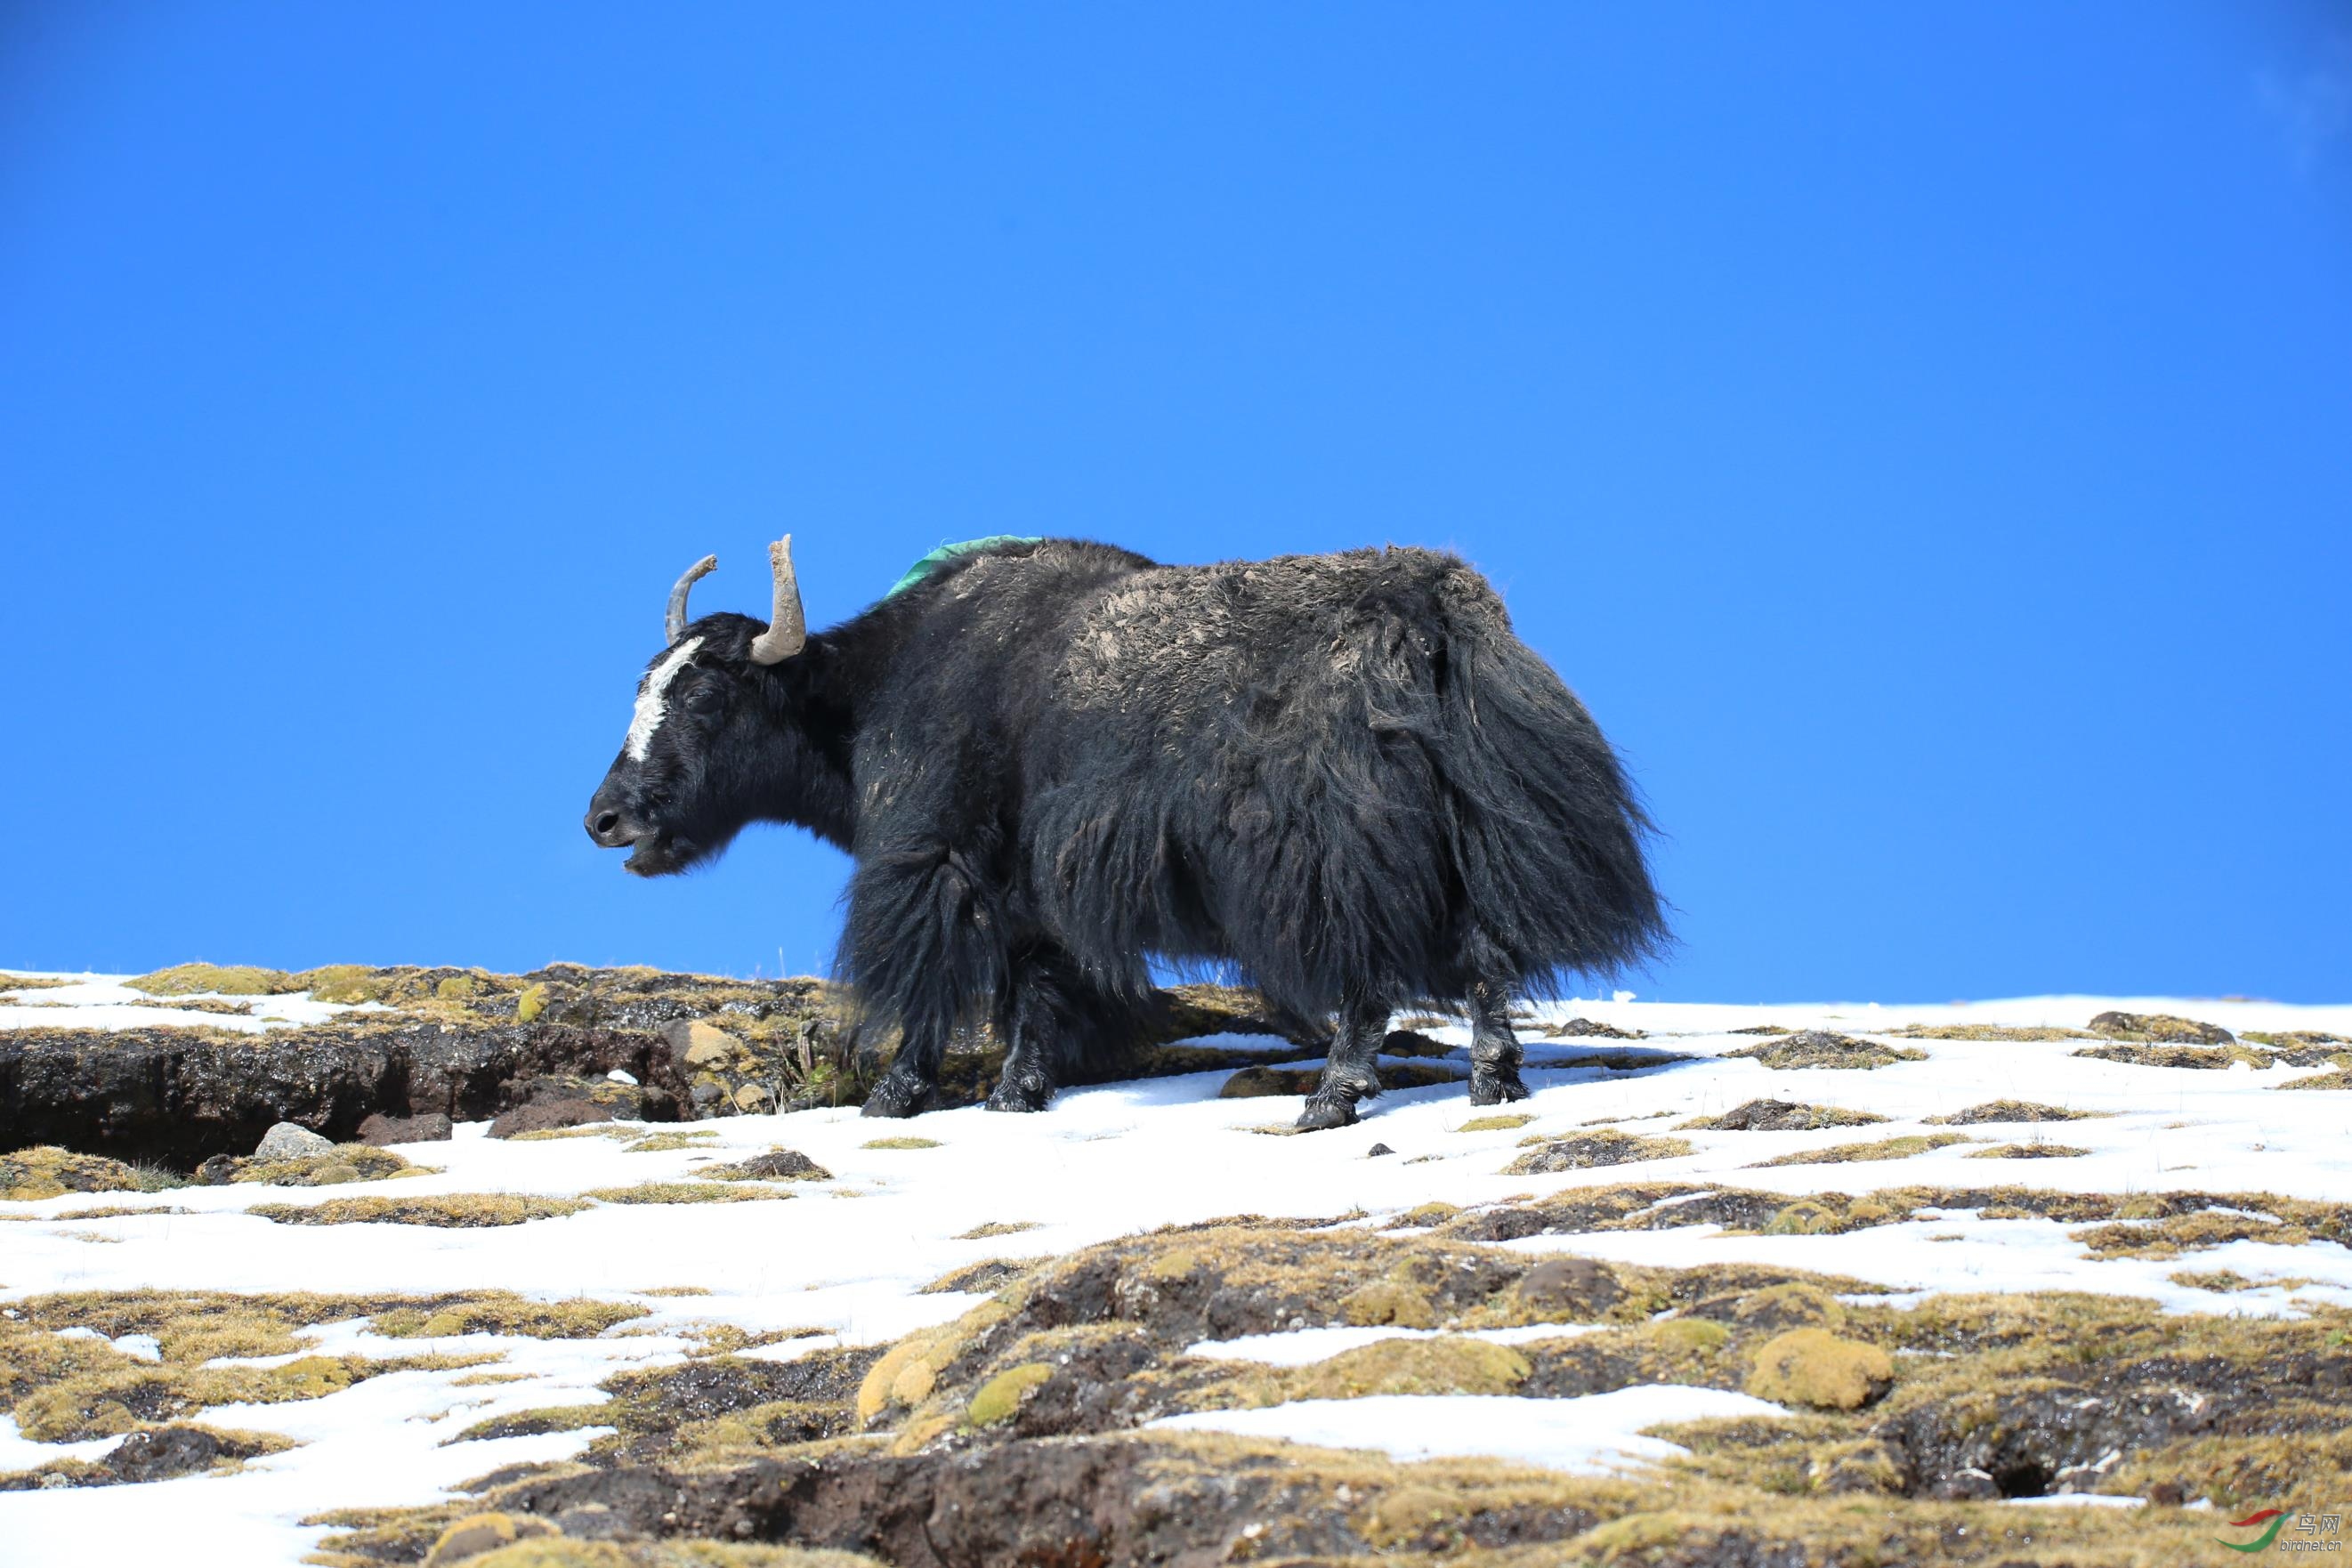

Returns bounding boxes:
[247,1194,588,1227]
[514,982,549,1023]
[1289,1336,1532,1399]
[125,962,300,997]
[1501,1129,1693,1174]
[860,1136,941,1151]
[955,1221,1040,1240]
[1748,1132,1971,1168]
[221,1144,423,1186]
[1966,1142,2091,1160]
[1,1146,180,1201]
[373,1294,649,1340]
[620,1130,722,1153]
[583,1183,792,1205]
[1744,1328,1895,1410]
[966,1362,1055,1426]
[1455,1113,1535,1132]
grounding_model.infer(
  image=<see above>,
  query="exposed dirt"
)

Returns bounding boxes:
[0,967,1301,1170]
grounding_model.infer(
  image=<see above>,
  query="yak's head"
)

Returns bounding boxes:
[585,537,814,877]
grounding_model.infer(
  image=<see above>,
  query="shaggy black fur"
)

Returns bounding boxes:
[587,539,1666,1128]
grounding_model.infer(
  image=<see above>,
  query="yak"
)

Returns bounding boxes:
[586,535,1665,1129]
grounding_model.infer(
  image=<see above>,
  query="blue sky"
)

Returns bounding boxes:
[4,4,2347,1003]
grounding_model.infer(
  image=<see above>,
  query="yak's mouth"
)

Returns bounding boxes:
[621,831,696,877]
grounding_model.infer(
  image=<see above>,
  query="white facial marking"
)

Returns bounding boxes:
[626,636,704,762]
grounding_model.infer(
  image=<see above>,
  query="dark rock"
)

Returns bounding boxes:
[105,1425,226,1483]
[1366,1143,1395,1157]
[194,1155,238,1185]
[487,1098,614,1139]
[1514,1256,1625,1318]
[0,1015,695,1168]
[356,1111,453,1145]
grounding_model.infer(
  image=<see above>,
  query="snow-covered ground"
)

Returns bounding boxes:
[3,976,2348,1565]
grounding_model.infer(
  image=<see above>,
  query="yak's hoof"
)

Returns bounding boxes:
[986,1075,1055,1113]
[861,1071,936,1119]
[1295,1096,1360,1131]
[1469,1068,1531,1106]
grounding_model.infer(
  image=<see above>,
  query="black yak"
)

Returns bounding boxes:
[586,536,1665,1129]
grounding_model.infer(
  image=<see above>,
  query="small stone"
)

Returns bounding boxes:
[253,1121,333,1160]
[2146,1480,2186,1507]
[1366,1143,1395,1158]
[195,1155,238,1186]
[606,1069,639,1085]
[690,1079,725,1107]
[732,1082,774,1112]
[665,1019,745,1069]
[356,1112,454,1146]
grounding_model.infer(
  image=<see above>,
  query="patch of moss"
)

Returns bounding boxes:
[1502,1130,1693,1174]
[1,1146,181,1201]
[859,1136,941,1151]
[373,1295,650,1340]
[248,1195,588,1227]
[445,1403,613,1445]
[1744,1327,1895,1410]
[2073,1041,2271,1070]
[0,974,74,991]
[2072,1209,2307,1259]
[1677,1100,1887,1132]
[1748,1133,1972,1168]
[955,1221,1040,1240]
[620,1130,722,1153]
[965,1362,1054,1427]
[126,995,255,1015]
[2274,1068,2352,1090]
[1454,1113,1536,1132]
[463,1542,888,1568]
[2088,1010,2235,1044]
[1924,1099,2105,1124]
[584,1183,792,1206]
[514,982,550,1024]
[509,1125,638,1142]
[125,962,302,997]
[1967,1143,2091,1160]
[1889,1022,2097,1041]
[1723,1031,1928,1070]
[215,1144,423,1186]
[296,965,386,1004]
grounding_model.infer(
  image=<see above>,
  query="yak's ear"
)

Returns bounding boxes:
[748,537,808,665]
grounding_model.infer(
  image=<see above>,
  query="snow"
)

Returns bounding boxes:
[3,979,2348,1566]
[1148,1386,1789,1473]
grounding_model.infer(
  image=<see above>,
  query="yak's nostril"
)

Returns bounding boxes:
[593,811,621,837]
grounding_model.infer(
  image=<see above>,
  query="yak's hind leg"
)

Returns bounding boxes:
[1467,979,1530,1105]
[986,943,1122,1113]
[1296,997,1389,1131]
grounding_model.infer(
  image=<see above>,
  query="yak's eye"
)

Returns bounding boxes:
[683,684,724,716]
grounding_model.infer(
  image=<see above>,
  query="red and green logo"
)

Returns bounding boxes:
[2217,1508,2288,1553]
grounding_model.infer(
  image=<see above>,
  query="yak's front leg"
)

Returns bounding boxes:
[1467,980,1530,1105]
[847,835,1006,1119]
[1296,997,1389,1131]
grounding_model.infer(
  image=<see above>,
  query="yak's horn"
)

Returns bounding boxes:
[748,535,807,665]
[666,554,718,644]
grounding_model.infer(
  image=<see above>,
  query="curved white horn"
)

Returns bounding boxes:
[747,536,807,665]
[666,554,718,644]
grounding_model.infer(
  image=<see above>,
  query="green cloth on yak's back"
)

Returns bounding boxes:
[885,535,1044,600]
